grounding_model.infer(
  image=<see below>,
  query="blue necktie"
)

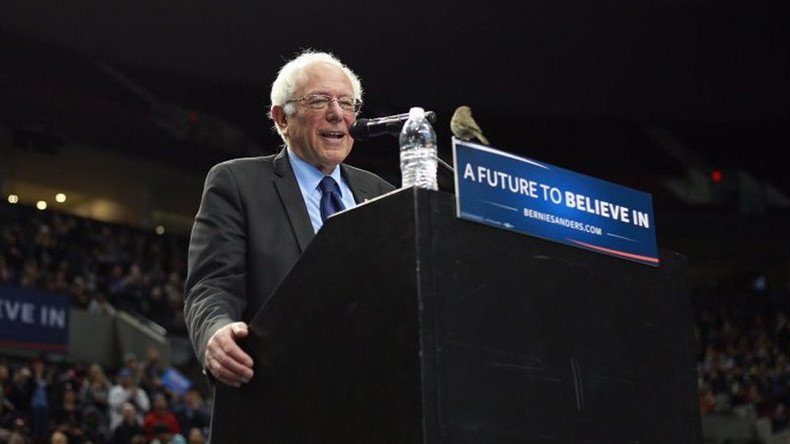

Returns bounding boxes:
[318,176,345,222]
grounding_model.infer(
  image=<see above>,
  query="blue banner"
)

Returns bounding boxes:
[0,285,70,353]
[453,139,659,266]
[162,366,192,396]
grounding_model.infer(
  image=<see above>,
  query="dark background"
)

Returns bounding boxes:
[2,0,787,190]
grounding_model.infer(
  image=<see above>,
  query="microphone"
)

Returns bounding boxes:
[350,111,436,141]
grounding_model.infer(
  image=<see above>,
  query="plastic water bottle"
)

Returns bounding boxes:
[399,107,438,190]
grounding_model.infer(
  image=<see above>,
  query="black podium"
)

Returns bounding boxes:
[212,187,701,443]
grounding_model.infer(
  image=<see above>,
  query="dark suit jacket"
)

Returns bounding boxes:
[184,148,396,367]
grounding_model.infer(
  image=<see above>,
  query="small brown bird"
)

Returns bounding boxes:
[450,105,490,145]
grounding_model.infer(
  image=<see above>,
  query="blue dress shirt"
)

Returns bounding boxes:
[287,148,357,233]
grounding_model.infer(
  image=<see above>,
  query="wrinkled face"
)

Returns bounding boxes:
[274,62,357,174]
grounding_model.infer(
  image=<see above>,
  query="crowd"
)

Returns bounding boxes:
[696,299,790,434]
[1,202,201,443]
[3,201,790,442]
[0,347,210,444]
[0,202,188,335]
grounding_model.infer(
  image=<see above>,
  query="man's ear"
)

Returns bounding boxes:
[271,105,288,132]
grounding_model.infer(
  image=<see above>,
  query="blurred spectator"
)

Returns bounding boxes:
[773,402,789,433]
[49,430,68,444]
[699,387,717,415]
[185,427,205,444]
[52,363,88,408]
[116,262,148,314]
[69,277,91,310]
[143,393,180,440]
[80,404,108,444]
[108,369,149,432]
[87,290,116,317]
[0,256,12,284]
[147,286,173,331]
[6,430,31,444]
[51,384,84,444]
[110,402,144,444]
[140,347,165,398]
[746,383,774,417]
[105,265,125,299]
[149,422,186,444]
[6,366,33,416]
[0,363,12,404]
[162,273,183,307]
[1,391,22,443]
[47,268,70,295]
[29,357,51,441]
[79,363,111,441]
[119,353,145,394]
[173,389,209,439]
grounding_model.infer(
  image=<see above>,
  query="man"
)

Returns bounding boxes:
[183,50,396,438]
[142,392,180,440]
[50,430,69,444]
[108,368,150,432]
[111,402,145,444]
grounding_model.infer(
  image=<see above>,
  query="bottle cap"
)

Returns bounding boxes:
[408,107,425,119]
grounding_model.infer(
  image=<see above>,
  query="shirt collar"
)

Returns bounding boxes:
[287,148,344,195]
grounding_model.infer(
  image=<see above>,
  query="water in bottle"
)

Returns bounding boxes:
[399,107,438,190]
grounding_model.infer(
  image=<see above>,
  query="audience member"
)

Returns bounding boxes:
[172,389,209,439]
[79,364,111,419]
[6,366,33,417]
[185,427,205,444]
[142,393,180,441]
[49,430,68,444]
[29,357,51,441]
[110,402,144,444]
[108,368,149,432]
[148,422,186,444]
[79,363,111,442]
[50,384,85,444]
[140,347,165,398]
[6,430,31,444]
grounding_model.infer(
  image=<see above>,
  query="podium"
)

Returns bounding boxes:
[211,188,701,443]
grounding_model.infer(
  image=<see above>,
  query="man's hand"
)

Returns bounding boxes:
[205,322,254,387]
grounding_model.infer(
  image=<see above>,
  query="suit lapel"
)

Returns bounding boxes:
[342,165,375,204]
[272,149,314,252]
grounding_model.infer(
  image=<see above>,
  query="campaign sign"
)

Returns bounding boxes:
[452,139,659,266]
[0,285,70,352]
[162,366,192,396]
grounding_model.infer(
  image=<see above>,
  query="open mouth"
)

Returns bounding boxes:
[320,130,345,140]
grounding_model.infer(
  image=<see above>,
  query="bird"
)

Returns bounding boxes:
[450,105,490,145]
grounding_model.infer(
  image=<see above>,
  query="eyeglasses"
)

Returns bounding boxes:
[286,94,363,114]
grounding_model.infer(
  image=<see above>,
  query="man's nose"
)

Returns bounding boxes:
[325,100,344,120]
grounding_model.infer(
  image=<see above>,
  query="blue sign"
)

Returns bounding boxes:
[0,285,70,352]
[161,366,192,396]
[453,139,659,266]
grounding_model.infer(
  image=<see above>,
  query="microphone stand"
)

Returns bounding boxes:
[437,157,455,175]
[354,124,455,175]
[352,114,456,193]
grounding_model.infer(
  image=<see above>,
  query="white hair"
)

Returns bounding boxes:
[268,49,363,142]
